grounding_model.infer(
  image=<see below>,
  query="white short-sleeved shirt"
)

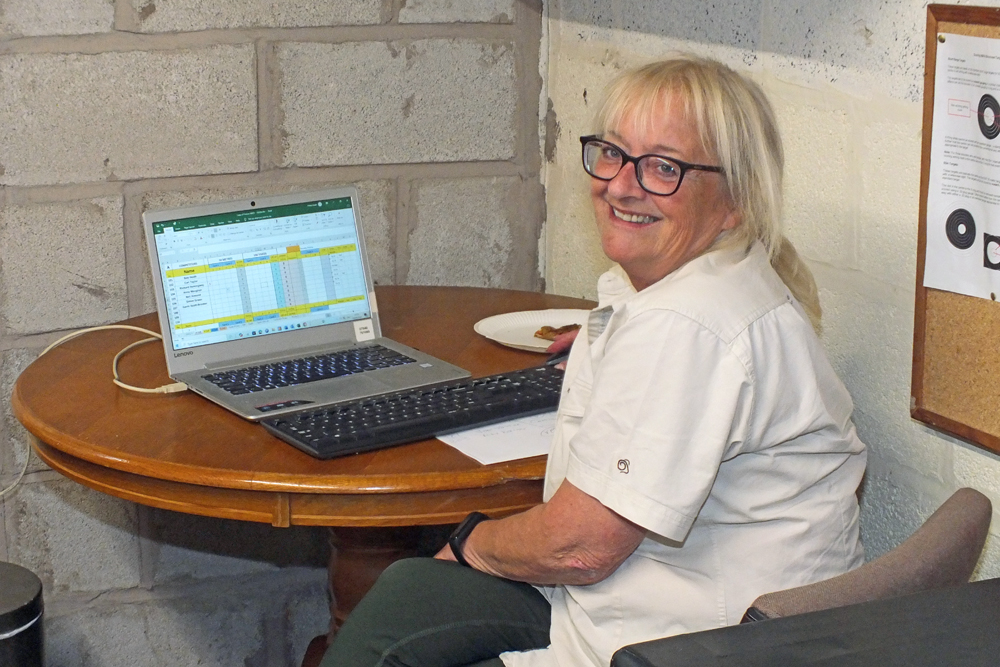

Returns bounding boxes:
[501,243,866,667]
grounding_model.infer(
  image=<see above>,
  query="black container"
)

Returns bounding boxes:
[0,562,43,667]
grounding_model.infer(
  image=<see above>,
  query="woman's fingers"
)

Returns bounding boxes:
[546,329,579,354]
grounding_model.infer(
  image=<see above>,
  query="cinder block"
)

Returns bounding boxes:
[357,180,396,286]
[858,470,950,561]
[954,443,1000,501]
[127,593,265,666]
[139,261,157,318]
[542,132,612,301]
[128,0,382,32]
[555,0,763,50]
[0,46,256,186]
[285,577,333,664]
[45,589,266,667]
[851,405,950,486]
[759,0,927,102]
[399,0,515,23]
[807,261,957,490]
[774,100,853,268]
[542,45,635,300]
[4,478,141,593]
[139,180,395,287]
[857,117,922,289]
[41,569,327,667]
[45,604,168,667]
[973,528,1000,580]
[45,605,152,667]
[1,349,48,478]
[813,273,911,418]
[406,177,521,287]
[0,0,113,37]
[810,265,951,475]
[0,197,128,334]
[279,40,516,167]
[148,509,326,585]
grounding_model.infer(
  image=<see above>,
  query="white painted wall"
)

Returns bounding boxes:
[542,0,1000,573]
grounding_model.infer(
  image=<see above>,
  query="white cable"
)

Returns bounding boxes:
[39,324,187,394]
[41,324,162,356]
[110,336,188,394]
[2,325,188,498]
[0,444,30,499]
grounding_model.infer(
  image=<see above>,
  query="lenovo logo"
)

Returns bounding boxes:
[173,350,195,358]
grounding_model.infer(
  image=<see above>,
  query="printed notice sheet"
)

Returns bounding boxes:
[925,33,1000,300]
[437,412,555,465]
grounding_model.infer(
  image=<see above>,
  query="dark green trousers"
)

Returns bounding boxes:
[319,557,551,667]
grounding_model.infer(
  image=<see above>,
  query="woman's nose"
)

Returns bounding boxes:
[607,161,645,198]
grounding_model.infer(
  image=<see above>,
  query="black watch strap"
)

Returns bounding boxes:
[448,511,489,567]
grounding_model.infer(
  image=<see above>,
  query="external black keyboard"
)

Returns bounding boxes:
[261,365,565,459]
[202,345,416,395]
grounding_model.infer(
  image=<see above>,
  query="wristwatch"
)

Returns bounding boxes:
[448,511,490,567]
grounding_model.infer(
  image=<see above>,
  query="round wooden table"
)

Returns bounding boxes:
[12,285,594,628]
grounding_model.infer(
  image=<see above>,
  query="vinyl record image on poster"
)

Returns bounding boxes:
[946,208,977,249]
[980,94,1000,139]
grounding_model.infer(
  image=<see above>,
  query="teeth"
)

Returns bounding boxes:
[613,208,657,224]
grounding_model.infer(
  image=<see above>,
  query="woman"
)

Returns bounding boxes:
[320,54,865,667]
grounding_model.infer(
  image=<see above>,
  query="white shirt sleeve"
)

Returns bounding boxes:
[564,308,753,542]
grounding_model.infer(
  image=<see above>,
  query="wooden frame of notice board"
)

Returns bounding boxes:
[913,4,1000,455]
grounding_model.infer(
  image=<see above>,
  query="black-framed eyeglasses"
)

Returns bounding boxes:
[580,135,724,196]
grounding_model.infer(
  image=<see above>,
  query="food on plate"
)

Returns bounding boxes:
[533,323,582,341]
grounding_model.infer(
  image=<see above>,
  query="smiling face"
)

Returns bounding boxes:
[590,92,742,291]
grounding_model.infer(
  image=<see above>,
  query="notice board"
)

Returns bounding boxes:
[913,4,1000,455]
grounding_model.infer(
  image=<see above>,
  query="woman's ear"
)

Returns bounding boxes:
[721,206,742,231]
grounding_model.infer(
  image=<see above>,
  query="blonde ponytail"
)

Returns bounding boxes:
[771,237,821,335]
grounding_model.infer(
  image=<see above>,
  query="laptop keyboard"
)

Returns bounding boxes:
[261,365,564,459]
[202,344,416,395]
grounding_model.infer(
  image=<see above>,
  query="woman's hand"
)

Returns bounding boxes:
[436,542,458,562]
[546,329,579,355]
[434,480,645,586]
[546,329,580,369]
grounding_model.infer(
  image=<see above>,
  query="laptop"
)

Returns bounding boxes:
[142,186,469,421]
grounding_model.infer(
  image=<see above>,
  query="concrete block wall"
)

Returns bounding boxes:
[542,0,1000,574]
[0,1,543,665]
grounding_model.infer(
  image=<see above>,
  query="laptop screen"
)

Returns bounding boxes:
[150,196,372,351]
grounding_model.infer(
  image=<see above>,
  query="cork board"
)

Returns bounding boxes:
[913,5,1000,454]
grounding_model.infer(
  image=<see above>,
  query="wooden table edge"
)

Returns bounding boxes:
[32,436,545,527]
[12,382,548,494]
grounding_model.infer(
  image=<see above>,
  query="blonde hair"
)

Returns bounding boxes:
[596,55,822,332]
[771,236,822,334]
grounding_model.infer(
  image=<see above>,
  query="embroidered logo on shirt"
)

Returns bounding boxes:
[617,459,630,473]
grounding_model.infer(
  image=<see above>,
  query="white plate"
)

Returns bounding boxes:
[474,309,590,352]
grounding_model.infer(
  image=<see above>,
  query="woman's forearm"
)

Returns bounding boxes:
[439,480,646,586]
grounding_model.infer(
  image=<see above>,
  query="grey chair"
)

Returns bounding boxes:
[741,486,992,622]
[612,488,994,667]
